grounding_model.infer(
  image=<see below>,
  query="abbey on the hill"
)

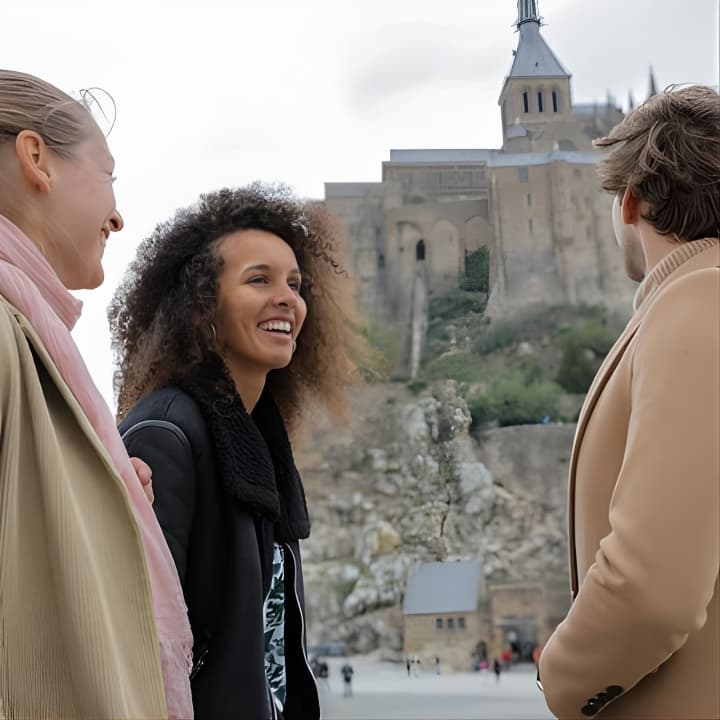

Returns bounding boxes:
[325,0,654,377]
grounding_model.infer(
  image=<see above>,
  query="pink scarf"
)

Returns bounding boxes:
[0,214,193,719]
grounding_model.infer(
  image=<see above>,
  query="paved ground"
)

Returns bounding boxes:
[318,657,553,720]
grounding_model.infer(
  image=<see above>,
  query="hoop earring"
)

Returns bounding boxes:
[292,339,297,354]
[210,322,218,343]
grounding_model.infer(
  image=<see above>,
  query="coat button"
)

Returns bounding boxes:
[606,685,623,698]
[582,698,601,715]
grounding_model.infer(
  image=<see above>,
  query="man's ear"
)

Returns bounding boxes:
[621,186,640,225]
[15,130,52,193]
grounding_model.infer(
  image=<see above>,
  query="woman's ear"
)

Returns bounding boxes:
[15,130,52,193]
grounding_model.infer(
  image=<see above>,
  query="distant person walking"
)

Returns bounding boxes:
[341,662,354,698]
[435,656,441,675]
[406,657,411,677]
[318,661,330,691]
[411,655,421,677]
[493,658,502,683]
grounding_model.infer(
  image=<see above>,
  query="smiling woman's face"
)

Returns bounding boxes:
[214,228,307,374]
[45,126,124,289]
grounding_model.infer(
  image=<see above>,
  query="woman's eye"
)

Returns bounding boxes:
[249,276,268,284]
[289,281,301,291]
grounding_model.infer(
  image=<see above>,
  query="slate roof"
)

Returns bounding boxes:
[507,21,570,79]
[403,560,482,615]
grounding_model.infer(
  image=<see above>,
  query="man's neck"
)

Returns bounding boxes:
[641,224,682,274]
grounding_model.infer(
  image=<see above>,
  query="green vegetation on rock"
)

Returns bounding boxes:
[417,292,627,428]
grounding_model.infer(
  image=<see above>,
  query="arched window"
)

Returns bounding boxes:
[416,239,426,261]
[552,90,559,113]
[522,91,529,113]
[378,253,386,270]
[537,91,544,113]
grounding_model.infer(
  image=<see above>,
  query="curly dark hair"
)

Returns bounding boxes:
[109,183,361,432]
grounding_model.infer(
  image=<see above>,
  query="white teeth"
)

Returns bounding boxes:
[259,321,291,333]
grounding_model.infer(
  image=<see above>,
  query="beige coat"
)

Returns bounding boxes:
[539,240,720,720]
[0,298,167,719]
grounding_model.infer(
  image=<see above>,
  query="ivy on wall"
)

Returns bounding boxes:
[461,247,490,293]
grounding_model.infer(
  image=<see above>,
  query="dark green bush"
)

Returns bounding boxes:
[407,379,428,395]
[467,370,563,428]
[555,319,616,393]
[461,247,490,293]
[428,290,487,323]
[422,352,486,384]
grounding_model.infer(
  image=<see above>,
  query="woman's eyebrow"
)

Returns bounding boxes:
[243,263,301,274]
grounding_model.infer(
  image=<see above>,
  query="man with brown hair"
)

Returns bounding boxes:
[539,85,719,719]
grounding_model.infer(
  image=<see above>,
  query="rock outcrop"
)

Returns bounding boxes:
[296,382,574,653]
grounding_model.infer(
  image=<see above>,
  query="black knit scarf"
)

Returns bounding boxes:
[180,357,310,543]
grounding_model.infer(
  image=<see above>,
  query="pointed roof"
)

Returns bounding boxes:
[507,19,570,80]
[648,66,658,98]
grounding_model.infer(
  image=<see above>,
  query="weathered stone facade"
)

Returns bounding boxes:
[404,610,490,672]
[324,2,639,376]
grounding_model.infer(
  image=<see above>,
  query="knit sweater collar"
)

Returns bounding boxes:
[181,355,310,543]
[633,237,719,311]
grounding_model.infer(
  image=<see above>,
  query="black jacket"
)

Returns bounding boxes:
[119,386,320,720]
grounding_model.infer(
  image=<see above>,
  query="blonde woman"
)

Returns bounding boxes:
[0,70,192,718]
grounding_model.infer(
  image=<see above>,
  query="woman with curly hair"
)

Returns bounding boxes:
[0,70,189,719]
[110,184,359,720]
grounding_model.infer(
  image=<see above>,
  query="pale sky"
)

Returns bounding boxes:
[4,0,719,407]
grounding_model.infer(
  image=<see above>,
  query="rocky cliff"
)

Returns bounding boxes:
[295,381,575,654]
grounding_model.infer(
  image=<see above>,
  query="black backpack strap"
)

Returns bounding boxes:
[121,416,224,680]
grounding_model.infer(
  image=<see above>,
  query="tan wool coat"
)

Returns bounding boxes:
[0,298,168,719]
[539,240,720,720]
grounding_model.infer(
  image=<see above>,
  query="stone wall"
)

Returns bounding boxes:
[404,611,489,672]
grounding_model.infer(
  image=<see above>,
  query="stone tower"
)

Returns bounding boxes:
[324,0,636,378]
[499,0,573,152]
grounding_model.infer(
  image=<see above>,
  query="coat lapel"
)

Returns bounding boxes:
[566,310,645,595]
[567,242,720,595]
[5,301,125,490]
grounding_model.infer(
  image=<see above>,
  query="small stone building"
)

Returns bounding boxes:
[403,560,571,671]
[403,560,491,672]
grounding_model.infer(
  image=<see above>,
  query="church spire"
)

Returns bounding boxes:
[648,66,658,98]
[516,0,542,27]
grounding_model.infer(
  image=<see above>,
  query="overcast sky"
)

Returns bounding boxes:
[4,0,719,407]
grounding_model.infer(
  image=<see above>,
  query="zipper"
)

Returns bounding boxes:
[190,647,209,681]
[267,681,278,720]
[285,543,320,699]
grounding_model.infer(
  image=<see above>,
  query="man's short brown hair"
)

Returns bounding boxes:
[594,85,719,242]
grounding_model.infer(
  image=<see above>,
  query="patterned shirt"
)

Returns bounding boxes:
[263,543,286,712]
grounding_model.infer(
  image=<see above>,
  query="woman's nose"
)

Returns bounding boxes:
[274,286,297,308]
